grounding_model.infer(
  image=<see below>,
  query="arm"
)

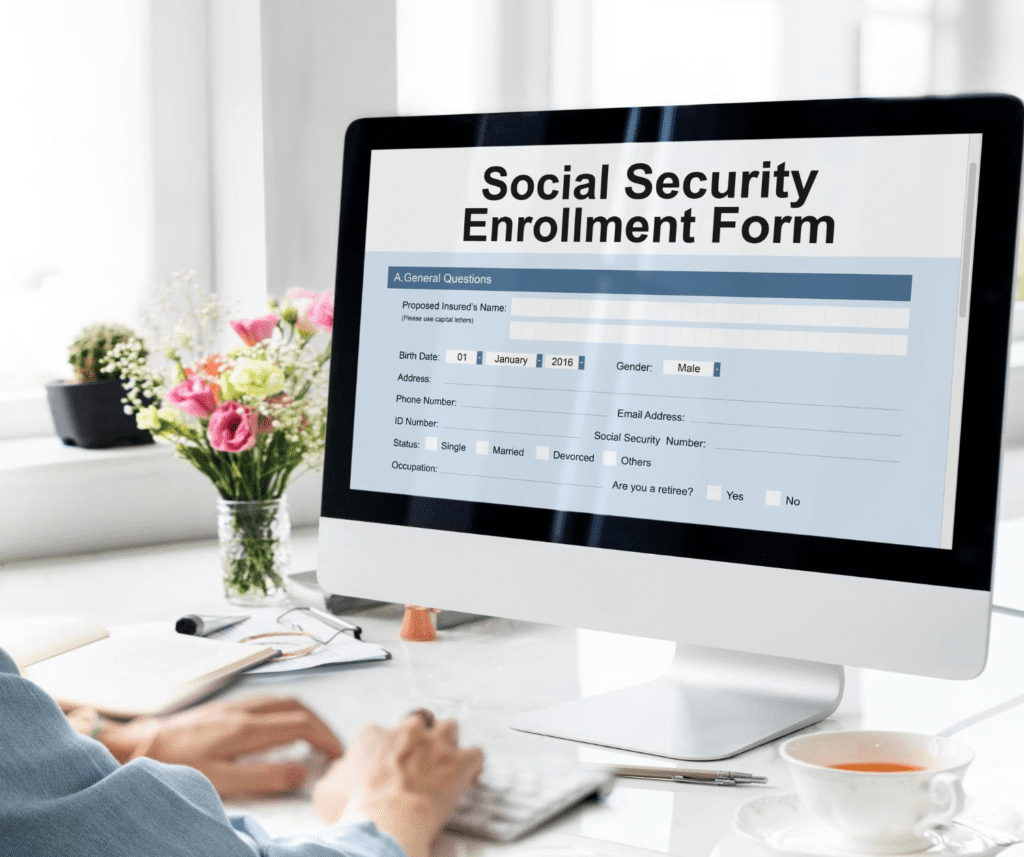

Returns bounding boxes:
[0,649,256,857]
[1,649,479,857]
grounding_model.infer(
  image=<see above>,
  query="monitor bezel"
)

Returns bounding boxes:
[322,95,1023,595]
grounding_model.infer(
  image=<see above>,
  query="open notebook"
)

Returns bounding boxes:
[0,616,276,718]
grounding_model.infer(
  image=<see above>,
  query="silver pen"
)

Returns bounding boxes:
[307,606,363,639]
[611,764,767,786]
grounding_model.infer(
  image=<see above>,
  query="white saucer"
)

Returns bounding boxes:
[733,792,1022,857]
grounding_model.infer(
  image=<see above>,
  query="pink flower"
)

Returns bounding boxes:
[207,402,257,453]
[308,290,334,332]
[183,354,225,404]
[230,314,279,347]
[167,377,218,417]
[284,288,318,334]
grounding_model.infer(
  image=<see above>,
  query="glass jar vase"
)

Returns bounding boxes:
[217,497,291,605]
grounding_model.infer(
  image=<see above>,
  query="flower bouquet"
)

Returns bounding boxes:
[105,272,333,603]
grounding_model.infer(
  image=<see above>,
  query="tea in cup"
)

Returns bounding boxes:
[780,731,973,854]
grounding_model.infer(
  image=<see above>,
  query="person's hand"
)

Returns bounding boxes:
[313,710,484,857]
[103,695,343,798]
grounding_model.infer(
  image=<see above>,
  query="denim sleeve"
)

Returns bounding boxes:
[0,649,409,857]
[231,816,411,857]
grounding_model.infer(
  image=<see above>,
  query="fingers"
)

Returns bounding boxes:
[436,719,459,746]
[394,714,429,756]
[396,712,461,750]
[226,709,345,759]
[225,694,300,713]
[202,760,307,798]
[228,695,322,717]
[461,746,485,781]
[402,708,435,728]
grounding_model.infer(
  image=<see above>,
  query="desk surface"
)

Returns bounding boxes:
[3,530,1024,857]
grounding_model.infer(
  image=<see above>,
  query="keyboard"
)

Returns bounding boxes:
[446,757,616,842]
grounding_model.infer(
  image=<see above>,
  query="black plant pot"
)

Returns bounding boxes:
[45,379,154,449]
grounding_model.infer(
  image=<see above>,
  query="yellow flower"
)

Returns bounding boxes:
[157,407,182,429]
[228,358,285,399]
[219,371,240,401]
[136,406,161,431]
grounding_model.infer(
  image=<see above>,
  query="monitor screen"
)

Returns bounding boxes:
[319,99,1021,680]
[348,133,978,552]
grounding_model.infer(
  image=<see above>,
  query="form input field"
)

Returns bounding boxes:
[510,297,910,329]
[510,321,908,356]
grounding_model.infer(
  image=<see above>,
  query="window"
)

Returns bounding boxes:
[0,2,151,397]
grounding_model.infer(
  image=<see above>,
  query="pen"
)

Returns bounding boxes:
[610,764,767,786]
[307,606,362,640]
[175,614,249,636]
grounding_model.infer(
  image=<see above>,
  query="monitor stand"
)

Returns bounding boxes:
[508,643,844,761]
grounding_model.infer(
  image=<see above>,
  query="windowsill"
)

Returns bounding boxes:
[0,436,323,563]
[0,435,172,471]
[0,388,59,441]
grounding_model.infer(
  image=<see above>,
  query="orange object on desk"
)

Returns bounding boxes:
[400,606,439,641]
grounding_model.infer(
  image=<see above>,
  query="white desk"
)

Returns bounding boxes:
[3,530,1024,857]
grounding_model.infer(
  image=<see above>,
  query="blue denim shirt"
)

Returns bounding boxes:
[0,649,408,857]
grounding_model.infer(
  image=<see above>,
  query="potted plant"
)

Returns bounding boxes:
[45,324,154,449]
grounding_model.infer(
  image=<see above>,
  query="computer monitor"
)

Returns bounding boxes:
[318,96,1023,761]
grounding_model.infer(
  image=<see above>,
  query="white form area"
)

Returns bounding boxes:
[475,441,489,455]
[707,485,722,501]
[542,354,580,369]
[510,321,908,356]
[510,298,911,329]
[485,351,534,367]
[365,136,971,258]
[535,445,549,460]
[765,490,782,507]
[602,451,617,466]
[425,436,438,451]
[663,360,714,376]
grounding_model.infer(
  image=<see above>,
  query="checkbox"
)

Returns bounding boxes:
[535,445,549,460]
[475,440,489,455]
[425,437,438,451]
[706,485,722,501]
[602,450,617,466]
[765,490,781,507]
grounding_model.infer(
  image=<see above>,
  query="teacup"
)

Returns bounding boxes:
[780,731,973,855]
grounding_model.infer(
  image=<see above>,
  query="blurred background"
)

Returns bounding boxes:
[1,0,1021,432]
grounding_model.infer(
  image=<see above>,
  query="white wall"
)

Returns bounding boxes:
[955,0,1024,97]
[209,0,269,318]
[150,0,215,300]
[260,0,398,300]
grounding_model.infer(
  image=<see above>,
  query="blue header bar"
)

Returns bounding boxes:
[387,267,912,302]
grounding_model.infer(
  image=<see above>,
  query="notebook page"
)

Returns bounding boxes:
[0,616,108,670]
[23,628,272,715]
